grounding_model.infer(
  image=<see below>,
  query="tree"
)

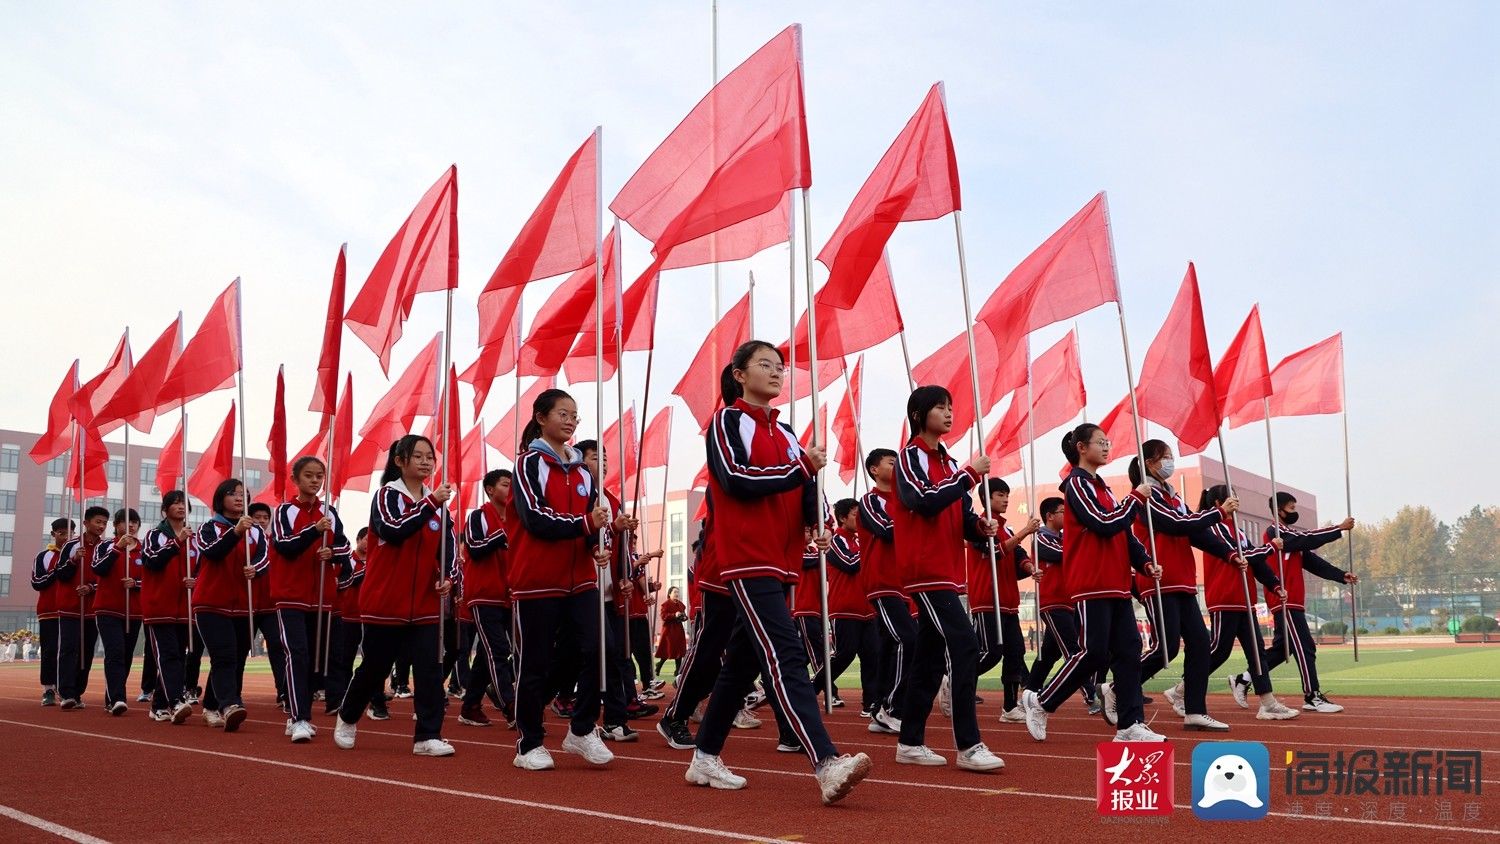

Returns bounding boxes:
[1370,506,1451,580]
[1449,505,1500,572]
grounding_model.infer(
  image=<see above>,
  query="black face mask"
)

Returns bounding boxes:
[1281,510,1300,526]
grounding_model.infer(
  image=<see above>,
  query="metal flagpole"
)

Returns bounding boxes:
[232,280,257,648]
[1217,430,1265,678]
[1262,397,1291,662]
[312,365,329,673]
[800,188,834,711]
[747,271,756,337]
[438,290,454,665]
[897,329,916,392]
[181,405,194,652]
[122,412,132,637]
[612,221,632,674]
[1025,355,1042,645]
[593,126,608,691]
[788,199,798,428]
[1340,357,1358,661]
[76,426,87,669]
[513,306,523,459]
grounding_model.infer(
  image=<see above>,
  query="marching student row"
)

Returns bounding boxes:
[28,337,1357,807]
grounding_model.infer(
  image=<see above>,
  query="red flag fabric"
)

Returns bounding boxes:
[1214,305,1273,427]
[96,315,181,434]
[158,279,242,409]
[485,377,557,460]
[563,254,660,383]
[310,245,347,415]
[1135,264,1218,455]
[911,322,1027,446]
[832,356,864,484]
[691,462,710,490]
[816,84,960,309]
[975,193,1120,343]
[985,332,1086,476]
[659,194,792,271]
[785,251,904,363]
[460,283,523,415]
[186,403,236,508]
[427,365,463,486]
[29,361,79,465]
[1098,394,1139,469]
[672,292,751,431]
[601,406,638,495]
[69,331,132,433]
[1229,333,1344,427]
[798,403,828,449]
[517,227,617,378]
[359,333,442,445]
[255,367,288,505]
[345,166,459,373]
[64,425,109,502]
[456,422,486,512]
[771,355,846,407]
[611,25,810,260]
[156,415,186,495]
[481,132,598,300]
[640,407,673,471]
[329,373,356,495]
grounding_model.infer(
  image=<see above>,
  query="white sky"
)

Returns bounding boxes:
[2,1,1497,525]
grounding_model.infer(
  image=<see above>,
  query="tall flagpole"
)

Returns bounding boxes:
[1262,398,1291,662]
[897,329,916,392]
[512,306,523,460]
[747,271,757,337]
[1025,351,1042,643]
[593,126,608,691]
[787,199,798,428]
[76,425,87,669]
[611,220,633,674]
[312,365,330,673]
[122,401,132,639]
[800,188,834,711]
[1341,357,1359,661]
[233,280,256,647]
[181,405,194,653]
[321,381,338,675]
[1216,431,1265,678]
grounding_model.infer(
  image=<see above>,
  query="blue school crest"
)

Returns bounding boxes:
[427,518,441,531]
[577,481,589,496]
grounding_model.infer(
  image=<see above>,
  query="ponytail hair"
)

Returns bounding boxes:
[380,435,435,486]
[1061,422,1102,467]
[720,340,784,406]
[1126,439,1170,486]
[1199,483,1230,513]
[519,388,574,453]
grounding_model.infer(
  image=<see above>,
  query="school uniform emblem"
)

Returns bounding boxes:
[577,481,589,496]
[428,518,441,531]
[787,445,798,460]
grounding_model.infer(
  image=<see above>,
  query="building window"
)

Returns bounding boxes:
[244,468,262,491]
[0,490,14,514]
[0,446,19,472]
[140,461,157,485]
[0,573,9,597]
[44,494,66,518]
[106,459,125,482]
[45,455,68,477]
[139,502,161,524]
[104,498,123,516]
[0,532,12,555]
[670,512,684,543]
[670,546,684,578]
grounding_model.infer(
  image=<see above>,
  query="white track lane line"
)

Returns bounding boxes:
[0,803,111,844]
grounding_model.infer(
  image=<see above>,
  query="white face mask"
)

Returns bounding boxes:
[1156,458,1175,479]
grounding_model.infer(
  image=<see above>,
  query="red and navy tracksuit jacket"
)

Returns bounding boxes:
[704,399,817,585]
[1263,523,1346,611]
[32,545,63,620]
[856,488,902,603]
[91,536,143,620]
[1034,527,1071,612]
[1060,467,1151,601]
[827,528,870,620]
[792,545,822,619]
[195,517,269,616]
[336,554,366,622]
[463,501,511,611]
[1131,484,1225,598]
[55,536,101,618]
[893,436,984,594]
[507,442,602,600]
[269,499,352,612]
[966,520,1030,614]
[362,481,458,624]
[1202,521,1280,613]
[140,525,193,624]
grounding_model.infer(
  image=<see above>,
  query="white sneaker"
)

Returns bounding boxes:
[601,724,638,742]
[284,718,296,736]
[1183,713,1230,732]
[513,745,555,770]
[732,708,762,729]
[938,675,953,718]
[561,728,614,765]
[170,702,192,725]
[1304,692,1344,713]
[333,717,358,750]
[203,709,225,728]
[109,701,128,716]
[895,743,947,766]
[1000,706,1027,723]
[1256,699,1301,720]
[685,750,747,790]
[1100,682,1118,726]
[1114,722,1167,742]
[1163,683,1186,717]
[1021,689,1048,741]
[816,753,872,805]
[775,741,804,753]
[413,739,455,757]
[868,709,901,734]
[150,709,173,722]
[290,720,315,743]
[956,743,1005,772]
[1228,674,1251,709]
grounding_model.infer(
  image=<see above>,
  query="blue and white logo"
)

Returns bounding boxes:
[427,519,441,531]
[1192,741,1269,821]
[787,445,799,460]
[577,481,589,496]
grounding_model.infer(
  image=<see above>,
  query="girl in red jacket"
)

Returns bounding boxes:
[508,389,614,772]
[141,491,196,725]
[688,341,872,805]
[891,385,1003,773]
[459,468,515,728]
[1022,423,1162,743]
[333,435,457,758]
[195,479,267,732]
[92,508,144,715]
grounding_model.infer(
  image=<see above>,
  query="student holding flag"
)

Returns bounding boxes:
[140,491,196,725]
[967,478,1037,724]
[857,449,917,735]
[92,508,144,715]
[195,479,267,732]
[56,506,107,709]
[33,518,73,707]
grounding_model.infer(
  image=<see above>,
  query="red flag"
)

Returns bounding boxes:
[64,425,109,502]
[672,291,750,431]
[1229,333,1344,427]
[310,245,347,415]
[96,315,182,434]
[186,403,237,508]
[69,331,132,433]
[601,406,638,495]
[563,253,660,383]
[816,84,960,309]
[772,355,846,406]
[428,365,463,486]
[1135,264,1218,455]
[976,193,1120,343]
[659,194,792,271]
[1214,305,1273,426]
[481,132,598,299]
[328,374,356,495]
[640,407,673,471]
[359,333,442,445]
[458,422,486,512]
[832,356,865,484]
[985,332,1086,475]
[691,462,710,490]
[158,279,243,409]
[460,283,523,415]
[345,166,459,373]
[156,415,186,495]
[1098,394,1138,468]
[486,377,557,459]
[29,361,79,465]
[255,366,288,505]
[517,227,617,378]
[799,403,828,449]
[786,251,904,363]
[911,323,1027,446]
[611,25,810,260]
